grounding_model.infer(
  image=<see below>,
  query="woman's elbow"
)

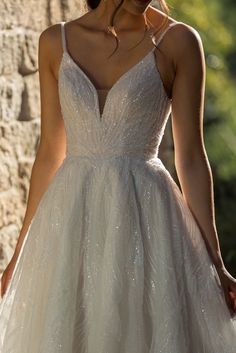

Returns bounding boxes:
[175,144,209,172]
[35,136,66,164]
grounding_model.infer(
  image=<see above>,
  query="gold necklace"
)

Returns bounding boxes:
[106,14,156,46]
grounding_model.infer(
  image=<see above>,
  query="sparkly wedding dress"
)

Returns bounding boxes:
[0,20,236,353]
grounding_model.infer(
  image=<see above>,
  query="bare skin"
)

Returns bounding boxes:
[1,0,236,316]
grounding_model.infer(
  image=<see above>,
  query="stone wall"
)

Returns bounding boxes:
[0,0,88,272]
[0,0,174,274]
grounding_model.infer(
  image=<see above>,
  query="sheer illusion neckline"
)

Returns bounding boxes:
[63,46,156,92]
[60,47,162,121]
[96,88,109,117]
[59,21,180,121]
[59,46,172,121]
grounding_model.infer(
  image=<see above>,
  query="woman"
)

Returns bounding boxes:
[0,0,236,351]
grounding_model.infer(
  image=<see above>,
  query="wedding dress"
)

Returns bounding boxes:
[0,20,236,353]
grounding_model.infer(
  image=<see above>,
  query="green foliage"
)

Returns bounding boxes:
[168,0,236,175]
[164,0,236,274]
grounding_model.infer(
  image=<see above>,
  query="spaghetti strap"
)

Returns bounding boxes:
[155,21,181,48]
[60,21,67,53]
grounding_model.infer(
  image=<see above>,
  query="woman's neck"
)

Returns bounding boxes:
[90,0,152,33]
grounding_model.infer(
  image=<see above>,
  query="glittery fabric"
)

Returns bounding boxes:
[0,21,236,353]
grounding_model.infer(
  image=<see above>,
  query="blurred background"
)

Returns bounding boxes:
[167,0,236,277]
[0,0,235,276]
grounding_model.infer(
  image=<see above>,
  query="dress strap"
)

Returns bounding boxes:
[155,21,181,48]
[60,21,68,53]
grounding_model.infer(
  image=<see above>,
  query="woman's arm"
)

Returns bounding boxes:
[170,25,236,314]
[13,25,66,258]
[170,24,226,271]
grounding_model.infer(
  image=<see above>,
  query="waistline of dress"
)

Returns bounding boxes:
[63,152,163,166]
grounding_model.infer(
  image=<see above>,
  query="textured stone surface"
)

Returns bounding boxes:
[0,0,173,275]
[0,0,87,273]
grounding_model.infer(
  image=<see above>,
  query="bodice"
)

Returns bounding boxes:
[57,21,179,162]
[58,49,172,161]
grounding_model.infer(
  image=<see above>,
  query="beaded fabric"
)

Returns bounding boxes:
[0,19,236,353]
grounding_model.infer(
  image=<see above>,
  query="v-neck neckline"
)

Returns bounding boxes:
[61,46,156,121]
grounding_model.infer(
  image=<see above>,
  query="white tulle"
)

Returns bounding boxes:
[0,21,236,353]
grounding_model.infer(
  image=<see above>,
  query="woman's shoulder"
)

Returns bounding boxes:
[38,22,63,56]
[168,20,203,62]
[150,6,202,50]
[38,19,77,58]
[39,17,90,51]
[37,22,67,76]
[168,20,203,49]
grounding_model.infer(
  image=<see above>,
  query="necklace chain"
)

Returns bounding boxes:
[106,12,156,42]
[107,15,158,50]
